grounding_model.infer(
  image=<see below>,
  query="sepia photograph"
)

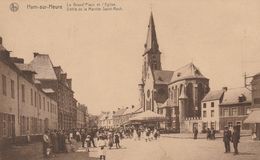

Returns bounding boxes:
[0,0,260,160]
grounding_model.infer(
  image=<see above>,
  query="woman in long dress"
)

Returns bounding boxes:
[97,136,107,160]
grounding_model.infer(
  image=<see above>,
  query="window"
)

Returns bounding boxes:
[211,102,214,107]
[223,109,229,117]
[246,107,251,115]
[11,80,15,98]
[228,122,233,128]
[211,122,215,129]
[232,108,237,116]
[39,95,41,109]
[203,111,207,118]
[236,121,242,127]
[203,103,206,108]
[47,102,50,112]
[2,75,6,95]
[43,97,46,111]
[30,89,33,105]
[34,91,37,107]
[211,110,214,117]
[21,85,25,102]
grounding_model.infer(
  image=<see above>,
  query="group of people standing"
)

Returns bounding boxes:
[223,125,241,155]
[42,128,97,158]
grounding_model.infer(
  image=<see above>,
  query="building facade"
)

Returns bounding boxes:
[219,87,251,130]
[138,13,209,133]
[30,53,77,130]
[201,89,225,131]
[0,38,58,148]
[76,103,88,128]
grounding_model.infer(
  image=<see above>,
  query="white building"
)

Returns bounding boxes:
[201,89,225,131]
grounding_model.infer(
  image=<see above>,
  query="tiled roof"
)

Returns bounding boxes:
[153,70,174,84]
[171,63,208,83]
[202,90,224,102]
[113,108,127,117]
[15,63,36,73]
[30,54,57,80]
[220,87,251,105]
[123,106,143,115]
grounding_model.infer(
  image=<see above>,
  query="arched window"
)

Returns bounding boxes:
[197,83,204,117]
[186,83,194,117]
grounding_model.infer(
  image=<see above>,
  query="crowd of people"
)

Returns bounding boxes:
[42,126,160,159]
[42,128,97,158]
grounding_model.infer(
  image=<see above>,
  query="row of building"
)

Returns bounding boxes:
[0,37,89,148]
[98,106,142,129]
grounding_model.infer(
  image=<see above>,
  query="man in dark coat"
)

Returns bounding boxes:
[193,127,198,139]
[232,125,240,155]
[223,126,231,153]
[81,129,86,148]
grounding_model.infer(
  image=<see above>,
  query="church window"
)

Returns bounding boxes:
[147,90,150,98]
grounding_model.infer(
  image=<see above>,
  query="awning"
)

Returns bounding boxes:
[129,110,165,122]
[244,109,260,123]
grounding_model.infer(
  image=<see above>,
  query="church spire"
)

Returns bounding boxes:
[144,12,159,53]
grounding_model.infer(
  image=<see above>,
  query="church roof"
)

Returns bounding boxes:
[202,90,224,102]
[153,70,174,84]
[144,12,159,54]
[30,53,57,80]
[171,63,208,83]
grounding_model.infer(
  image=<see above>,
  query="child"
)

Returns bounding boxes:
[97,136,106,160]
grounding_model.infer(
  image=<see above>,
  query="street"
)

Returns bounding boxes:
[1,136,260,160]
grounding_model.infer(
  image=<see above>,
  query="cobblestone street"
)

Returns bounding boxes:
[1,136,260,160]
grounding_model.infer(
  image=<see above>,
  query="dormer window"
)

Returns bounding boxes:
[238,94,246,102]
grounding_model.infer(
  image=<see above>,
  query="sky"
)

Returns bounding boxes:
[1,0,260,114]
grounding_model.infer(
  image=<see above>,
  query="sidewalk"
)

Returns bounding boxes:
[160,133,251,139]
[0,142,97,160]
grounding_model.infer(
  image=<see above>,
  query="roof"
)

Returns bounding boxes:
[202,90,224,102]
[123,106,143,115]
[171,63,208,83]
[144,12,159,54]
[113,108,127,117]
[30,54,57,80]
[42,88,55,93]
[244,108,260,123]
[0,44,7,52]
[220,87,252,106]
[129,110,165,121]
[15,63,36,73]
[153,70,174,84]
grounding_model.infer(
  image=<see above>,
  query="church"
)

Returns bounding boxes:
[138,13,210,133]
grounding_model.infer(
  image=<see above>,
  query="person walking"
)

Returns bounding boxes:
[193,127,198,139]
[114,132,120,149]
[43,130,50,158]
[206,128,211,140]
[97,136,107,160]
[223,126,231,153]
[232,125,240,155]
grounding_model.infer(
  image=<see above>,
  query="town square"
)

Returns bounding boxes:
[1,0,260,160]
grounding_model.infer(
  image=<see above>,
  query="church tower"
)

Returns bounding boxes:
[142,12,162,82]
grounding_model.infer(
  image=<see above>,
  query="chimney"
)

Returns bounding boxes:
[222,87,228,92]
[67,79,72,89]
[33,52,39,57]
[0,37,2,45]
